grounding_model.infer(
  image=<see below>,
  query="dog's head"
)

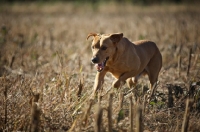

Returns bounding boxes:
[87,33,123,72]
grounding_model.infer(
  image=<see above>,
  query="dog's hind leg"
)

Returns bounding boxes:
[146,53,162,91]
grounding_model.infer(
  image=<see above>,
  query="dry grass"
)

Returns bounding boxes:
[0,2,200,131]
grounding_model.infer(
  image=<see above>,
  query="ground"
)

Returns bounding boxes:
[0,2,200,131]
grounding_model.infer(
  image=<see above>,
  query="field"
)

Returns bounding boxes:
[0,2,200,132]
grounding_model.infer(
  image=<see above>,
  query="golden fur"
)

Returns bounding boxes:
[87,33,162,95]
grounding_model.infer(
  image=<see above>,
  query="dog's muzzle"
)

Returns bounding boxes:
[91,57,99,64]
[91,57,109,72]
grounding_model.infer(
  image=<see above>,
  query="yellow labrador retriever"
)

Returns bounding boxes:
[87,33,162,95]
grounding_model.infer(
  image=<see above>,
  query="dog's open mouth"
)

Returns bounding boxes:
[95,57,109,72]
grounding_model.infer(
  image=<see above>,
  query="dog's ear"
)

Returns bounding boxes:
[109,33,123,44]
[86,33,98,40]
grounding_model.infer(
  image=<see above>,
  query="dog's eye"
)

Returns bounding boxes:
[101,46,107,50]
[91,46,95,49]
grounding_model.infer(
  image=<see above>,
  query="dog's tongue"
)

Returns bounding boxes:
[96,63,104,71]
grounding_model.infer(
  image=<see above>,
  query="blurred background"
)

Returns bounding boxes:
[0,0,199,75]
[0,0,200,4]
[0,0,200,131]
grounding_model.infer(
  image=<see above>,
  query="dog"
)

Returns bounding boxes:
[87,33,162,95]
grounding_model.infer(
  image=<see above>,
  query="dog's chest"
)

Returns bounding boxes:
[108,65,129,79]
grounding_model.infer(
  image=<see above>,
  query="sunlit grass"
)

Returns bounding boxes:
[0,2,200,131]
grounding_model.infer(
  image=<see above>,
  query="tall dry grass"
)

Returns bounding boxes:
[0,2,200,131]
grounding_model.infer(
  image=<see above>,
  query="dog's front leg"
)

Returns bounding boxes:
[93,69,107,96]
[113,70,137,88]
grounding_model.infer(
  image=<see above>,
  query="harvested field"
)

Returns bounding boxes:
[0,2,200,131]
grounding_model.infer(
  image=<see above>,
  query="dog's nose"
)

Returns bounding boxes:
[91,57,98,63]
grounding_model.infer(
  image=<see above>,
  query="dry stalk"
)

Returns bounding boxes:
[17,117,26,131]
[78,56,82,70]
[187,48,192,77]
[135,105,143,132]
[68,118,78,132]
[49,29,54,50]
[33,93,40,103]
[181,98,192,132]
[82,99,94,127]
[30,93,40,132]
[119,90,124,110]
[108,93,113,132]
[29,93,40,106]
[61,76,72,102]
[94,104,103,132]
[142,94,147,114]
[9,54,15,68]
[178,55,181,77]
[40,80,45,103]
[3,77,8,130]
[116,90,124,125]
[167,84,174,108]
[129,96,133,132]
[175,117,179,132]
[77,79,83,100]
[30,103,41,132]
[101,87,112,97]
[192,52,199,67]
